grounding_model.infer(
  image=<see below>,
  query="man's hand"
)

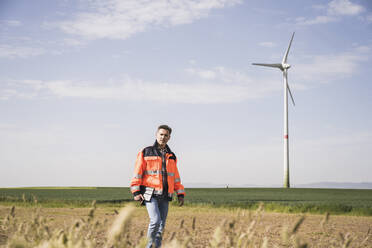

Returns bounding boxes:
[178,196,184,206]
[134,194,144,202]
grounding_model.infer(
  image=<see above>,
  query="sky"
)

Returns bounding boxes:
[1,0,372,188]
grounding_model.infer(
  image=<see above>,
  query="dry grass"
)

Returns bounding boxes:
[1,203,372,247]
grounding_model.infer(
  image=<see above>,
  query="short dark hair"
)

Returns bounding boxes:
[157,124,172,135]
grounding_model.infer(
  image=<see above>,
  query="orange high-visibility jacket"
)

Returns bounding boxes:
[130,141,185,200]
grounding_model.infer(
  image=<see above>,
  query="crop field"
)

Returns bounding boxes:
[1,187,372,247]
[1,204,372,247]
[1,187,372,215]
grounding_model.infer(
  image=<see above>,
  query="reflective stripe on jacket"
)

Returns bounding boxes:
[130,141,185,199]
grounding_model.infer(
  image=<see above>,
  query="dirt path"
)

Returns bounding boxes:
[1,205,371,247]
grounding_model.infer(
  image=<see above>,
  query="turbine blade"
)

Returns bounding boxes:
[252,63,283,69]
[282,32,295,64]
[284,71,295,106]
[287,84,295,106]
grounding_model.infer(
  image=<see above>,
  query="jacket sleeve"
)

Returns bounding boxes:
[130,150,146,196]
[174,159,185,197]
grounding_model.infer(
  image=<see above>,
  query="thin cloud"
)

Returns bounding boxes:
[293,46,370,85]
[39,77,278,104]
[188,59,197,65]
[2,20,22,27]
[296,0,364,26]
[328,0,364,16]
[0,44,45,59]
[63,38,86,47]
[186,68,217,79]
[311,4,327,10]
[258,42,277,48]
[296,15,338,25]
[187,66,261,85]
[2,45,369,103]
[54,0,242,40]
[0,67,280,103]
[0,89,17,100]
[0,80,45,100]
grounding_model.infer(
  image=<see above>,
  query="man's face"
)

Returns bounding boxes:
[156,128,170,147]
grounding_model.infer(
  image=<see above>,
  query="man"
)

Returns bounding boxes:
[130,125,185,248]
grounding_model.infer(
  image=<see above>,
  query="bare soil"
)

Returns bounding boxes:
[1,205,371,247]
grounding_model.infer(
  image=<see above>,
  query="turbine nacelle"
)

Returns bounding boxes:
[282,63,291,70]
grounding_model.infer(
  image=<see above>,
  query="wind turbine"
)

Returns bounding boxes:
[252,32,295,188]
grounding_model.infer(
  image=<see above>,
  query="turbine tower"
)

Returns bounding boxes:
[252,32,295,188]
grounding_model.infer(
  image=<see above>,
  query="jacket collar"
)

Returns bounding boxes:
[153,140,172,154]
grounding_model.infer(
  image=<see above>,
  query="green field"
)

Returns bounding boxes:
[1,187,372,215]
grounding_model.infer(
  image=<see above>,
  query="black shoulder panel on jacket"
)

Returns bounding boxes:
[169,153,177,160]
[143,146,159,157]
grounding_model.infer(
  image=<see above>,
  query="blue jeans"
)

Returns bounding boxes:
[145,196,169,248]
